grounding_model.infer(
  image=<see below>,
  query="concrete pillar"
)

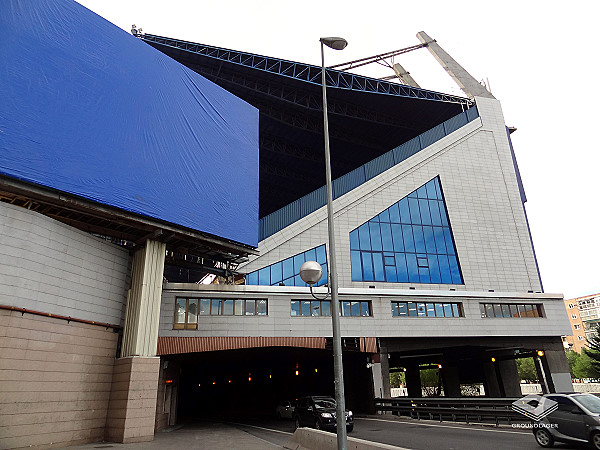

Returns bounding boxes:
[483,361,501,397]
[106,239,165,443]
[392,63,421,88]
[405,364,422,398]
[122,239,166,357]
[442,364,461,397]
[379,352,391,399]
[497,359,522,397]
[544,348,574,393]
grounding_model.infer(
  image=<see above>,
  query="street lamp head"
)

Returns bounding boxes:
[320,37,348,50]
[299,260,323,286]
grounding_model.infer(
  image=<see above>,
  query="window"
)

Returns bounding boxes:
[572,314,578,319]
[291,300,331,316]
[480,303,543,318]
[349,177,462,285]
[175,298,266,327]
[568,303,575,309]
[340,301,372,317]
[246,244,327,287]
[174,298,198,329]
[574,324,581,330]
[578,336,585,341]
[392,301,462,317]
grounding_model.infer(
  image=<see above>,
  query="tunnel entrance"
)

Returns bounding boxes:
[163,346,374,423]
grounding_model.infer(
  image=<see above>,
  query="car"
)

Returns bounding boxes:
[533,393,600,449]
[293,396,353,433]
[275,400,296,419]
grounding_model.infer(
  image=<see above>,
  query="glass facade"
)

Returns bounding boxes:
[350,177,462,284]
[479,303,543,318]
[175,298,267,328]
[246,244,328,287]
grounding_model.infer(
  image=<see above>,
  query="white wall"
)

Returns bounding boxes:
[0,202,130,324]
[241,97,542,294]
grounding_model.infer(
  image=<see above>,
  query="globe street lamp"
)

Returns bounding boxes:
[299,36,349,450]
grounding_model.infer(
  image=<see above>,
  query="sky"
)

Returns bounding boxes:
[76,0,599,299]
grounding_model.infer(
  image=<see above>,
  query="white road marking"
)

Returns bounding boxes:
[227,422,293,435]
[356,417,531,435]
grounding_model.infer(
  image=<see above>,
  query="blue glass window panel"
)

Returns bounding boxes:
[416,255,429,268]
[342,301,352,316]
[361,253,374,281]
[443,303,453,317]
[301,300,311,316]
[395,253,409,282]
[293,254,305,272]
[361,301,371,316]
[291,300,300,316]
[416,185,428,199]
[389,203,400,223]
[271,262,283,285]
[426,180,438,199]
[423,226,436,253]
[385,264,397,282]
[305,248,316,265]
[311,300,321,316]
[417,302,427,316]
[294,274,305,287]
[316,245,327,264]
[384,255,395,266]
[398,303,408,316]
[413,225,426,253]
[391,224,404,252]
[321,301,331,316]
[428,255,441,284]
[408,303,418,316]
[433,177,442,198]
[443,228,455,255]
[406,254,419,283]
[408,198,421,224]
[358,223,371,250]
[351,251,362,281]
[438,255,453,284]
[452,304,459,317]
[316,263,328,286]
[246,271,258,285]
[380,223,394,251]
[429,200,442,226]
[418,266,431,284]
[258,267,270,285]
[369,222,383,252]
[438,201,449,226]
[281,277,293,286]
[435,304,444,317]
[378,209,390,223]
[398,198,410,224]
[402,225,415,252]
[350,229,359,250]
[373,253,385,281]
[419,199,432,225]
[449,255,462,284]
[433,227,447,254]
[391,303,399,316]
[282,258,294,279]
[351,301,361,316]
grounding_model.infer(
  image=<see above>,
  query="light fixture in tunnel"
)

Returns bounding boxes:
[295,370,299,376]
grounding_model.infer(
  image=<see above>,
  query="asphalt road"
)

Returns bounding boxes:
[230,416,586,450]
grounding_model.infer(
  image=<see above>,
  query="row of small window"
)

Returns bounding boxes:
[479,303,544,318]
[291,300,372,317]
[174,298,267,329]
[391,301,462,318]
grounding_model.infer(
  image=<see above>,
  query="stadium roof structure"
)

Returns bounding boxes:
[141,34,475,220]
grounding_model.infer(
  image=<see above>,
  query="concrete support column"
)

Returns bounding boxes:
[483,361,501,397]
[497,359,522,397]
[122,239,166,357]
[544,348,573,393]
[405,364,422,398]
[378,352,391,399]
[441,364,461,397]
[106,239,165,443]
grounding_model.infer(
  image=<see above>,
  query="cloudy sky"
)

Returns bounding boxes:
[77,0,599,299]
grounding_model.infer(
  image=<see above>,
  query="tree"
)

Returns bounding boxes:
[389,371,405,388]
[583,323,600,378]
[573,351,597,379]
[516,357,538,383]
[565,350,580,379]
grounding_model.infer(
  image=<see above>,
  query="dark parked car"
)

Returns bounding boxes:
[533,393,600,449]
[293,396,353,432]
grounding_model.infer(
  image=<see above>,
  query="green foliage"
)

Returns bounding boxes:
[583,323,600,377]
[565,350,580,378]
[573,351,599,379]
[516,357,538,383]
[389,371,405,388]
[420,368,441,397]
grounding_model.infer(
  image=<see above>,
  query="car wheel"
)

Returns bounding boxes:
[591,431,600,450]
[314,419,321,430]
[346,424,354,433]
[534,428,554,448]
[294,416,300,430]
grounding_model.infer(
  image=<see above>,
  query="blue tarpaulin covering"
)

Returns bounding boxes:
[0,0,259,247]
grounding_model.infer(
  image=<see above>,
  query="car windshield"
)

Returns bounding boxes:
[574,394,600,413]
[314,399,336,409]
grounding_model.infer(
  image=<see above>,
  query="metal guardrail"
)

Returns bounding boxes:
[374,397,525,426]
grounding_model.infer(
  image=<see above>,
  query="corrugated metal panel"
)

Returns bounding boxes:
[364,151,395,181]
[157,336,328,355]
[333,167,366,199]
[300,186,326,217]
[392,136,421,165]
[443,111,468,135]
[420,123,445,148]
[466,105,479,122]
[259,200,301,240]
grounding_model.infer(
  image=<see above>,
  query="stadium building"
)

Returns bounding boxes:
[1,0,572,448]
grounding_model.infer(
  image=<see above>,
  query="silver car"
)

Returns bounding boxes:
[534,393,600,449]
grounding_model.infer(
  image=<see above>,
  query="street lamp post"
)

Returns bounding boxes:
[320,36,348,450]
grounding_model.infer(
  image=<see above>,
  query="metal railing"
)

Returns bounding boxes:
[375,397,525,426]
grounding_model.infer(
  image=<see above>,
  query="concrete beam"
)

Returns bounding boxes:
[416,31,494,100]
[392,63,421,88]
